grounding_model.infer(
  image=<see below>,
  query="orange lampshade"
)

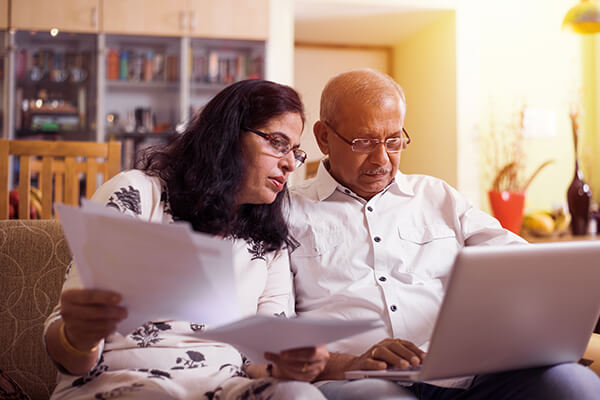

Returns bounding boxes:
[563,0,600,34]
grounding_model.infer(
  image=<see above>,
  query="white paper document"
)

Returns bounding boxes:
[56,202,241,334]
[191,315,383,363]
[56,202,382,357]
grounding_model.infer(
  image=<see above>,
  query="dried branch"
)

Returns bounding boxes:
[520,160,554,192]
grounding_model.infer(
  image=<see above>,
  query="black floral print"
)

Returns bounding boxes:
[233,380,273,400]
[130,322,171,348]
[63,261,73,283]
[106,186,142,215]
[94,383,144,399]
[134,369,172,379]
[248,241,266,261]
[204,386,223,400]
[219,363,245,378]
[190,322,205,332]
[72,355,108,387]
[171,350,207,370]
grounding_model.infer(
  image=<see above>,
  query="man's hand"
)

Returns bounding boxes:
[60,289,128,351]
[348,338,426,371]
[264,344,330,381]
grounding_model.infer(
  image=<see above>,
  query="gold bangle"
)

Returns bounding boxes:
[58,322,98,357]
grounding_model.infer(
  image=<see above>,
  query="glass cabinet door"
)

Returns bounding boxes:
[104,34,181,169]
[188,38,265,116]
[12,30,98,141]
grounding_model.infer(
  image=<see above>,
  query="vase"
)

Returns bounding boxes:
[567,111,592,236]
[567,160,592,235]
[488,190,526,234]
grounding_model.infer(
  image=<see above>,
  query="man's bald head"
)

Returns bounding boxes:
[320,69,406,126]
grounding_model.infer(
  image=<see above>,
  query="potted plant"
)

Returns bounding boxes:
[489,160,553,234]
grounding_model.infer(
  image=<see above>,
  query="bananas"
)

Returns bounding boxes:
[522,209,571,237]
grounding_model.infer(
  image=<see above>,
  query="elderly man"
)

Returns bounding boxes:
[287,69,600,399]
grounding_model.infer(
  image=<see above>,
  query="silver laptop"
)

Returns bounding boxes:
[345,241,600,382]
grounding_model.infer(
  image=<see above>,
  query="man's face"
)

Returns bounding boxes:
[316,94,405,200]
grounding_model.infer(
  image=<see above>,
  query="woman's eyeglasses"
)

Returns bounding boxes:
[244,127,307,168]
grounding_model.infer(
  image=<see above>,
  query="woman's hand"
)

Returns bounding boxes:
[60,288,128,351]
[264,344,329,382]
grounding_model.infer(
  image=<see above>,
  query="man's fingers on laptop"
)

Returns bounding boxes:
[353,356,386,371]
[388,340,425,366]
[371,346,413,369]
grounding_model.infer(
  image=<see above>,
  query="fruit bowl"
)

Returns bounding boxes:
[521,210,571,238]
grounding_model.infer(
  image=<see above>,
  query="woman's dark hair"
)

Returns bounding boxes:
[137,79,304,252]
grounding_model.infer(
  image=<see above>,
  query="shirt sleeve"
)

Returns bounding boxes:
[256,249,293,317]
[42,260,105,372]
[449,183,526,246]
[91,170,158,219]
[42,170,157,369]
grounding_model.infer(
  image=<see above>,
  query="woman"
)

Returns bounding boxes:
[44,79,329,399]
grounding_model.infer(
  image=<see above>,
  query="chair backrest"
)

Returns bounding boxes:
[305,160,320,180]
[0,139,121,219]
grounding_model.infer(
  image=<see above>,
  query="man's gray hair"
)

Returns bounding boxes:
[320,68,406,125]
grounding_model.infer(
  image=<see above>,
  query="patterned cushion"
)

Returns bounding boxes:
[0,220,71,400]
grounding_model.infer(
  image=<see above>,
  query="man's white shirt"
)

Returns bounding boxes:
[288,161,525,357]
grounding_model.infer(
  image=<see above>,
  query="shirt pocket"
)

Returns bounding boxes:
[397,224,459,279]
[398,224,457,244]
[293,227,343,258]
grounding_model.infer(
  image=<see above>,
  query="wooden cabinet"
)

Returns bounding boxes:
[0,0,8,29]
[102,0,189,36]
[103,0,268,39]
[10,0,269,40]
[188,0,269,40]
[10,0,100,33]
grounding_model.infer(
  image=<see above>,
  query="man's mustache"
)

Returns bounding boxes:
[362,168,391,175]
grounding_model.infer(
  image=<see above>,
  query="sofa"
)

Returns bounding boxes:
[0,220,599,399]
[1,220,70,399]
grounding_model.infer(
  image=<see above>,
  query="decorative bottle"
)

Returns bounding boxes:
[566,111,592,235]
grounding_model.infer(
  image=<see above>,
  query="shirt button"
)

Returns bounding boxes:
[390,305,398,312]
[374,236,381,243]
[367,206,373,212]
[378,276,387,282]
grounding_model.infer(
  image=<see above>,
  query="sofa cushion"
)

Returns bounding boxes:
[0,220,71,400]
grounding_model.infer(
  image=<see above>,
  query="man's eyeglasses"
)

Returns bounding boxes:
[244,127,307,168]
[323,121,411,153]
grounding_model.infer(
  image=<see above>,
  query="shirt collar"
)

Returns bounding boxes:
[391,171,415,197]
[314,159,340,201]
[313,159,415,201]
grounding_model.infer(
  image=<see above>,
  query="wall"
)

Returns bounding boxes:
[392,12,457,188]
[292,44,390,184]
[471,0,584,212]
[583,35,599,204]
[266,0,294,85]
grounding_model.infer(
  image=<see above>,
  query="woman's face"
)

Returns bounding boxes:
[237,112,304,205]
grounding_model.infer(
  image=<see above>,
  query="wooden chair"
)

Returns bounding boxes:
[305,160,320,180]
[0,139,121,219]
